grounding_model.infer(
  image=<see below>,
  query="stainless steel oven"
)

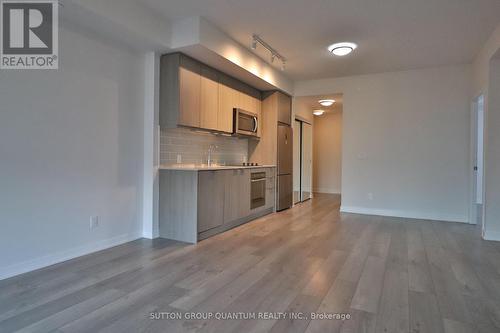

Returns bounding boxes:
[234,108,259,137]
[250,172,266,209]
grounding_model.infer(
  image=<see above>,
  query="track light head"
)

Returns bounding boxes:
[251,39,257,50]
[251,34,286,71]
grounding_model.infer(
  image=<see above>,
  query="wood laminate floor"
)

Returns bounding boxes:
[1,194,500,333]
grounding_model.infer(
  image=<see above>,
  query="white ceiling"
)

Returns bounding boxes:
[294,94,343,118]
[141,0,500,81]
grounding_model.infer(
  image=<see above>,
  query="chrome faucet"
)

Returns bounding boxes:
[207,144,218,166]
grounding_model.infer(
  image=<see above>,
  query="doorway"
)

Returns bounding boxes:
[293,119,313,204]
[471,94,485,229]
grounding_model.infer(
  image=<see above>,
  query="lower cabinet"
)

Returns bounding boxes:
[223,169,250,224]
[197,171,225,233]
[198,168,274,237]
[265,168,275,209]
[160,168,275,244]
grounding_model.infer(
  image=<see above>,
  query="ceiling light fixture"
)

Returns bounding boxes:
[328,42,357,56]
[251,34,287,70]
[313,109,325,116]
[319,99,335,107]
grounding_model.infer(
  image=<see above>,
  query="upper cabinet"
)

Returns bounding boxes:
[179,56,201,128]
[218,74,239,133]
[247,91,291,165]
[277,92,292,125]
[160,53,262,135]
[200,65,219,131]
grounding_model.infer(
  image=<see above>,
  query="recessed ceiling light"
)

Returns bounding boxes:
[313,109,325,116]
[328,42,357,56]
[319,99,335,107]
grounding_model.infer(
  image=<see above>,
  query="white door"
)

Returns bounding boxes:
[471,94,485,227]
[293,120,301,204]
[475,95,484,204]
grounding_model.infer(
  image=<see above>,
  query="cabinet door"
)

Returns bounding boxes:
[277,92,292,125]
[198,171,225,233]
[238,92,254,112]
[218,76,238,133]
[252,96,262,137]
[277,174,293,211]
[200,65,219,131]
[179,56,201,128]
[223,169,251,223]
[238,169,251,218]
[223,169,240,223]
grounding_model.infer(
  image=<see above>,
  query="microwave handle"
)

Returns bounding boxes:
[253,116,258,133]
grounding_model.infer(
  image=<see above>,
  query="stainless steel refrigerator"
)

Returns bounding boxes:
[277,124,293,211]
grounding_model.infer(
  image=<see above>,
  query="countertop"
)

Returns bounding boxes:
[159,164,276,171]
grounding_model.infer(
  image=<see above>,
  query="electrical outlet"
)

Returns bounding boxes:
[368,193,374,201]
[176,154,182,164]
[90,216,99,230]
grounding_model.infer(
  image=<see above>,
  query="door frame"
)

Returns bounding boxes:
[470,94,485,229]
[293,116,313,203]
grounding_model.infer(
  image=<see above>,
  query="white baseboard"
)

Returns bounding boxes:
[313,188,341,194]
[339,206,468,223]
[483,229,500,242]
[0,232,142,281]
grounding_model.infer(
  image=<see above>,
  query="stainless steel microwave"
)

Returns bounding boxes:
[233,108,259,137]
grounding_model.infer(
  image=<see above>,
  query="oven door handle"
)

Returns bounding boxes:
[251,178,266,183]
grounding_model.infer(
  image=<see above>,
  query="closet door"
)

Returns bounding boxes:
[301,122,313,201]
[293,120,302,204]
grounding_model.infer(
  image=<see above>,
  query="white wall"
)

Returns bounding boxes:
[0,23,146,279]
[292,98,315,124]
[313,108,342,194]
[295,65,471,222]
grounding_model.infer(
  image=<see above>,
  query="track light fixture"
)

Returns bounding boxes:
[251,34,286,70]
[251,39,257,50]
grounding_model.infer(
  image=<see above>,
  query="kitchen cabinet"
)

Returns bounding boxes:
[218,74,239,133]
[179,56,201,128]
[198,171,225,233]
[252,95,262,138]
[277,174,293,210]
[238,91,254,111]
[200,65,219,131]
[277,91,292,125]
[248,91,281,166]
[224,169,250,223]
[265,168,276,209]
[159,167,275,243]
[160,53,262,134]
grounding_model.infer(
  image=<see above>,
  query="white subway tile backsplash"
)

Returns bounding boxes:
[160,128,248,165]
